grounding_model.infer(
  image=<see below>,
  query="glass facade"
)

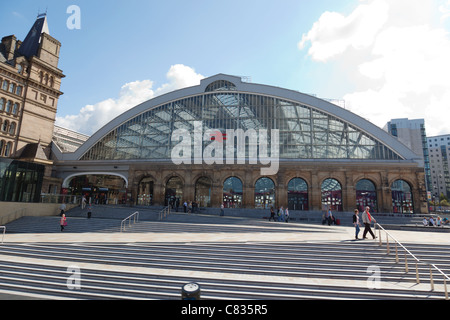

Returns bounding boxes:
[195,177,212,207]
[254,177,275,209]
[356,179,378,212]
[164,176,183,206]
[287,178,309,211]
[223,177,243,208]
[80,82,403,162]
[0,159,45,202]
[321,178,343,212]
[392,179,413,213]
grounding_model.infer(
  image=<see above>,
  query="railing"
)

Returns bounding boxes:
[159,206,171,221]
[40,193,82,204]
[120,211,140,232]
[375,223,450,299]
[0,226,5,244]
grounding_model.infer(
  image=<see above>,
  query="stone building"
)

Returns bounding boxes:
[0,14,64,201]
[54,74,428,213]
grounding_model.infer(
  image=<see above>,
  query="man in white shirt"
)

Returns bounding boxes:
[362,206,377,239]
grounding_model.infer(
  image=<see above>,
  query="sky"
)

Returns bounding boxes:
[1,0,450,137]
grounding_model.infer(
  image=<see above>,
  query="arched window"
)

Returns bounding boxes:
[12,103,19,115]
[223,177,243,208]
[392,180,413,213]
[4,141,12,157]
[50,76,54,88]
[5,101,11,113]
[288,178,309,211]
[2,80,8,91]
[255,177,275,209]
[321,178,343,212]
[0,98,5,111]
[195,177,212,207]
[2,120,8,132]
[356,179,378,212]
[8,122,16,135]
[165,176,183,206]
[0,140,4,157]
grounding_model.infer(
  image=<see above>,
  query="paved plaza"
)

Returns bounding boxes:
[0,206,449,300]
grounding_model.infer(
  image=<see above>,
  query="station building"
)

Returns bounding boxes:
[54,74,428,214]
[0,14,64,202]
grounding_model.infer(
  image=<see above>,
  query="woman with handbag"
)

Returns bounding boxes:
[60,214,67,232]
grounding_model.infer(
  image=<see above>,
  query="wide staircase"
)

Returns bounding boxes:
[0,207,449,300]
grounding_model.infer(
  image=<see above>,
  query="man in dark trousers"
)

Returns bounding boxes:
[362,206,377,239]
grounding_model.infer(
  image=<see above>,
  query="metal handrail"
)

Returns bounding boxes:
[159,206,170,221]
[120,211,139,232]
[375,222,450,299]
[0,226,5,244]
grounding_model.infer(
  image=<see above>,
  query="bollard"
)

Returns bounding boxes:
[445,278,448,300]
[181,282,201,300]
[416,263,420,284]
[405,253,409,273]
[386,234,390,255]
[430,266,434,291]
[395,243,399,264]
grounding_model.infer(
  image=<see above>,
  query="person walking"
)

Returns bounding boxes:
[362,206,376,239]
[220,203,224,216]
[353,209,361,239]
[326,208,333,226]
[269,206,276,221]
[60,213,67,232]
[59,202,66,216]
[285,207,289,223]
[81,196,86,210]
[278,206,284,222]
[87,204,92,219]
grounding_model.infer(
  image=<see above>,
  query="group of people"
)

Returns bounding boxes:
[323,209,339,226]
[269,206,290,222]
[353,207,377,240]
[182,200,198,214]
[422,216,449,227]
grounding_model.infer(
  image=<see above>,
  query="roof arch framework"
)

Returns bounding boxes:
[61,74,419,163]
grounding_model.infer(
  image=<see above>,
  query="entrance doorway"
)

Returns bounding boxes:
[165,176,183,206]
[67,174,127,205]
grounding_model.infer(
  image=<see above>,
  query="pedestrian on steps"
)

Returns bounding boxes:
[60,214,67,232]
[362,206,376,239]
[269,206,276,221]
[353,209,361,239]
[87,204,92,219]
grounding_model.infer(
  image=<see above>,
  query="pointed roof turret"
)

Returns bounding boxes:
[17,13,50,60]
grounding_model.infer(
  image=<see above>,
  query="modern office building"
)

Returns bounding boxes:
[427,134,450,200]
[384,118,431,197]
[0,13,65,201]
[54,74,428,213]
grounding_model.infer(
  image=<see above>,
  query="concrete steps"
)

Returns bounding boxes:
[0,240,448,300]
[1,209,449,300]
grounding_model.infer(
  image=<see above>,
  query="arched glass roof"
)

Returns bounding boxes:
[65,74,419,163]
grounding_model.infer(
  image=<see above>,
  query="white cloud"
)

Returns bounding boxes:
[56,64,204,135]
[298,0,389,61]
[299,0,450,136]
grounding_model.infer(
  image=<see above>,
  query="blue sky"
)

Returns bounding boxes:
[2,0,450,136]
